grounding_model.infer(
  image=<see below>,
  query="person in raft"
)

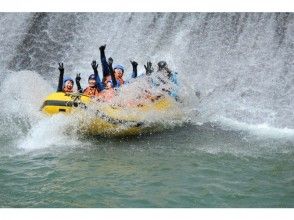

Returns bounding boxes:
[56,63,75,94]
[97,57,120,102]
[132,60,179,101]
[97,79,116,102]
[75,60,104,98]
[99,44,125,87]
[154,60,179,100]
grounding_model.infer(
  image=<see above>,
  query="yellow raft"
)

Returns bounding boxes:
[41,92,91,115]
[41,92,175,136]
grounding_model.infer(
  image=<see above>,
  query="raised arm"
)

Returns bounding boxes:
[75,73,83,93]
[144,61,154,76]
[99,44,110,78]
[57,63,64,92]
[91,60,104,91]
[108,57,117,88]
[130,60,138,78]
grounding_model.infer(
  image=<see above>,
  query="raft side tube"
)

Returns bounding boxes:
[41,92,90,115]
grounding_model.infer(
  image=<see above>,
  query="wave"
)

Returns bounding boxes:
[216,116,294,141]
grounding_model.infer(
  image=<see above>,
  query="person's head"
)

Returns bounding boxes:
[113,64,124,79]
[88,74,97,88]
[63,77,74,92]
[105,80,113,89]
[157,61,168,71]
[157,60,171,77]
[103,75,112,84]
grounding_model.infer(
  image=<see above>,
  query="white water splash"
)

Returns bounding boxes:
[0,13,293,153]
[18,114,82,150]
[216,116,294,141]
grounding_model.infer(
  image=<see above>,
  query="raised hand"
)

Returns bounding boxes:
[108,57,113,66]
[91,60,99,70]
[58,63,64,73]
[130,60,138,68]
[144,61,154,74]
[99,44,106,51]
[75,73,81,82]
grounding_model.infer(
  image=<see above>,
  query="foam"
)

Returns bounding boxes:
[17,114,81,150]
[217,116,294,141]
[1,13,294,151]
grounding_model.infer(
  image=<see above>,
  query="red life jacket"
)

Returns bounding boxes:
[83,87,100,97]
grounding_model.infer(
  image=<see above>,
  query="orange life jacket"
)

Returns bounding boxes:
[83,87,100,97]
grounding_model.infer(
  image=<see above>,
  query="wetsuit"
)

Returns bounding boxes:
[100,48,120,88]
[76,70,104,97]
[57,68,64,92]
[57,67,74,93]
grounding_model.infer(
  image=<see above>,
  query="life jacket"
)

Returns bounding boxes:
[63,87,73,93]
[83,86,100,97]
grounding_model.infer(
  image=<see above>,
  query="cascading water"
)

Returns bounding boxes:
[2,13,294,128]
[0,13,293,208]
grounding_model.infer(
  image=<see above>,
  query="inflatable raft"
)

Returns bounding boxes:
[41,92,175,136]
[41,92,90,115]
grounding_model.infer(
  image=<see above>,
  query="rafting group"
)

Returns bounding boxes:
[56,44,179,103]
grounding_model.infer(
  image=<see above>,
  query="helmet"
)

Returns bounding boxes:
[114,64,125,73]
[157,61,167,70]
[63,76,74,86]
[88,74,96,81]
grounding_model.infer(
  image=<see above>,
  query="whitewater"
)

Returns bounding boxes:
[0,13,293,207]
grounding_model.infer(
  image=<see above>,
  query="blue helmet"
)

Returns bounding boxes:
[114,64,124,73]
[63,76,74,86]
[88,74,96,81]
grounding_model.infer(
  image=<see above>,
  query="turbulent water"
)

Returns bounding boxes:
[0,13,293,207]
